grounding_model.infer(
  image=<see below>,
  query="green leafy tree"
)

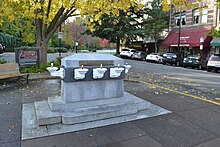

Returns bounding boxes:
[210,27,220,38]
[142,0,169,53]
[85,6,144,54]
[0,32,21,51]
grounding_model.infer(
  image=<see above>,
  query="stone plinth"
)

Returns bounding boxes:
[61,80,124,102]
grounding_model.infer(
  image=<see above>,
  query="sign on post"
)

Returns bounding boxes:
[15,48,40,68]
[58,32,63,39]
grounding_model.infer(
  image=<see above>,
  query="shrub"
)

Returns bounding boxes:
[0,58,7,64]
[47,48,57,53]
[19,58,61,73]
[78,46,88,50]
[47,47,68,53]
[95,46,102,50]
[58,47,68,53]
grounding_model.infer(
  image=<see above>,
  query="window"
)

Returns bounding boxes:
[215,47,219,54]
[193,9,208,24]
[175,13,186,26]
[218,9,220,22]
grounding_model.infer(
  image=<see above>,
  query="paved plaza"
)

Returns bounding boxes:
[1,73,220,147]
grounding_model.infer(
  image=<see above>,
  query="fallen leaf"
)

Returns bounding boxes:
[9,125,16,129]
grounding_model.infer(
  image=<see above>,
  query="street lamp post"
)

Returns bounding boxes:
[74,22,78,53]
[200,37,204,57]
[178,9,182,52]
[58,25,63,57]
[75,42,78,53]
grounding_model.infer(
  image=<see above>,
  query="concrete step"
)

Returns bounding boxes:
[34,92,152,126]
[34,101,61,126]
[48,92,148,112]
[62,106,137,125]
[61,100,151,125]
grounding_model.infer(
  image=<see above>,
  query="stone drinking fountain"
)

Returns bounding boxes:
[22,53,170,140]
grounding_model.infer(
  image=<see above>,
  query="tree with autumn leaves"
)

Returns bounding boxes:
[0,0,143,64]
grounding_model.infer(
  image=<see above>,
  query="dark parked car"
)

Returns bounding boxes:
[162,52,183,66]
[131,51,147,61]
[207,54,220,72]
[0,44,3,54]
[183,56,207,70]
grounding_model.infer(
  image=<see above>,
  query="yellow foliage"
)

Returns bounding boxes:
[1,0,144,41]
[76,17,81,25]
[35,2,41,9]
[162,0,169,12]
[90,18,94,23]
[98,20,102,25]
[94,15,100,22]
[89,25,95,32]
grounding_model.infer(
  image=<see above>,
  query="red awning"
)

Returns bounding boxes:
[161,27,212,47]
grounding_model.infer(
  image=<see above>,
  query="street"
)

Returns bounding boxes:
[125,59,220,105]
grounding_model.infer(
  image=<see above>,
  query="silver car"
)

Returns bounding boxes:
[120,48,137,58]
[146,53,163,63]
[207,54,220,72]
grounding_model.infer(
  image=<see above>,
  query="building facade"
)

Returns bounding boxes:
[160,0,218,59]
[210,2,220,54]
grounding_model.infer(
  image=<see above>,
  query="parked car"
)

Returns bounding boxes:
[162,52,183,66]
[0,44,3,55]
[131,51,147,61]
[146,53,163,63]
[183,56,207,70]
[120,48,137,58]
[207,54,220,72]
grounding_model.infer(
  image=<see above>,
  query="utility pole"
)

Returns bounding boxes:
[58,25,62,57]
[178,7,182,52]
[74,22,78,53]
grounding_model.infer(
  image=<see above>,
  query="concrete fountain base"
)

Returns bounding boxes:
[22,92,171,140]
[22,54,171,140]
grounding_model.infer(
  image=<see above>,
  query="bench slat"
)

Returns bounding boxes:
[0,63,19,71]
[0,63,29,84]
[0,73,28,79]
[0,71,19,75]
[0,64,19,75]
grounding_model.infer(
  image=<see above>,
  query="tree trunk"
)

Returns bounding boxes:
[34,6,76,65]
[116,37,120,55]
[39,42,48,64]
[154,30,158,53]
[154,41,157,53]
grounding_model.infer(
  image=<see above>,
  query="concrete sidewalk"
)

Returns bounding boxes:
[1,73,220,147]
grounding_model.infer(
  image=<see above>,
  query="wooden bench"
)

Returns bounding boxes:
[0,63,29,84]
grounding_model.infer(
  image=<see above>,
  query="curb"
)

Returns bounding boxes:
[29,72,59,80]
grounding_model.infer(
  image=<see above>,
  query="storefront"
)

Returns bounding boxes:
[160,27,212,59]
[210,37,220,55]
